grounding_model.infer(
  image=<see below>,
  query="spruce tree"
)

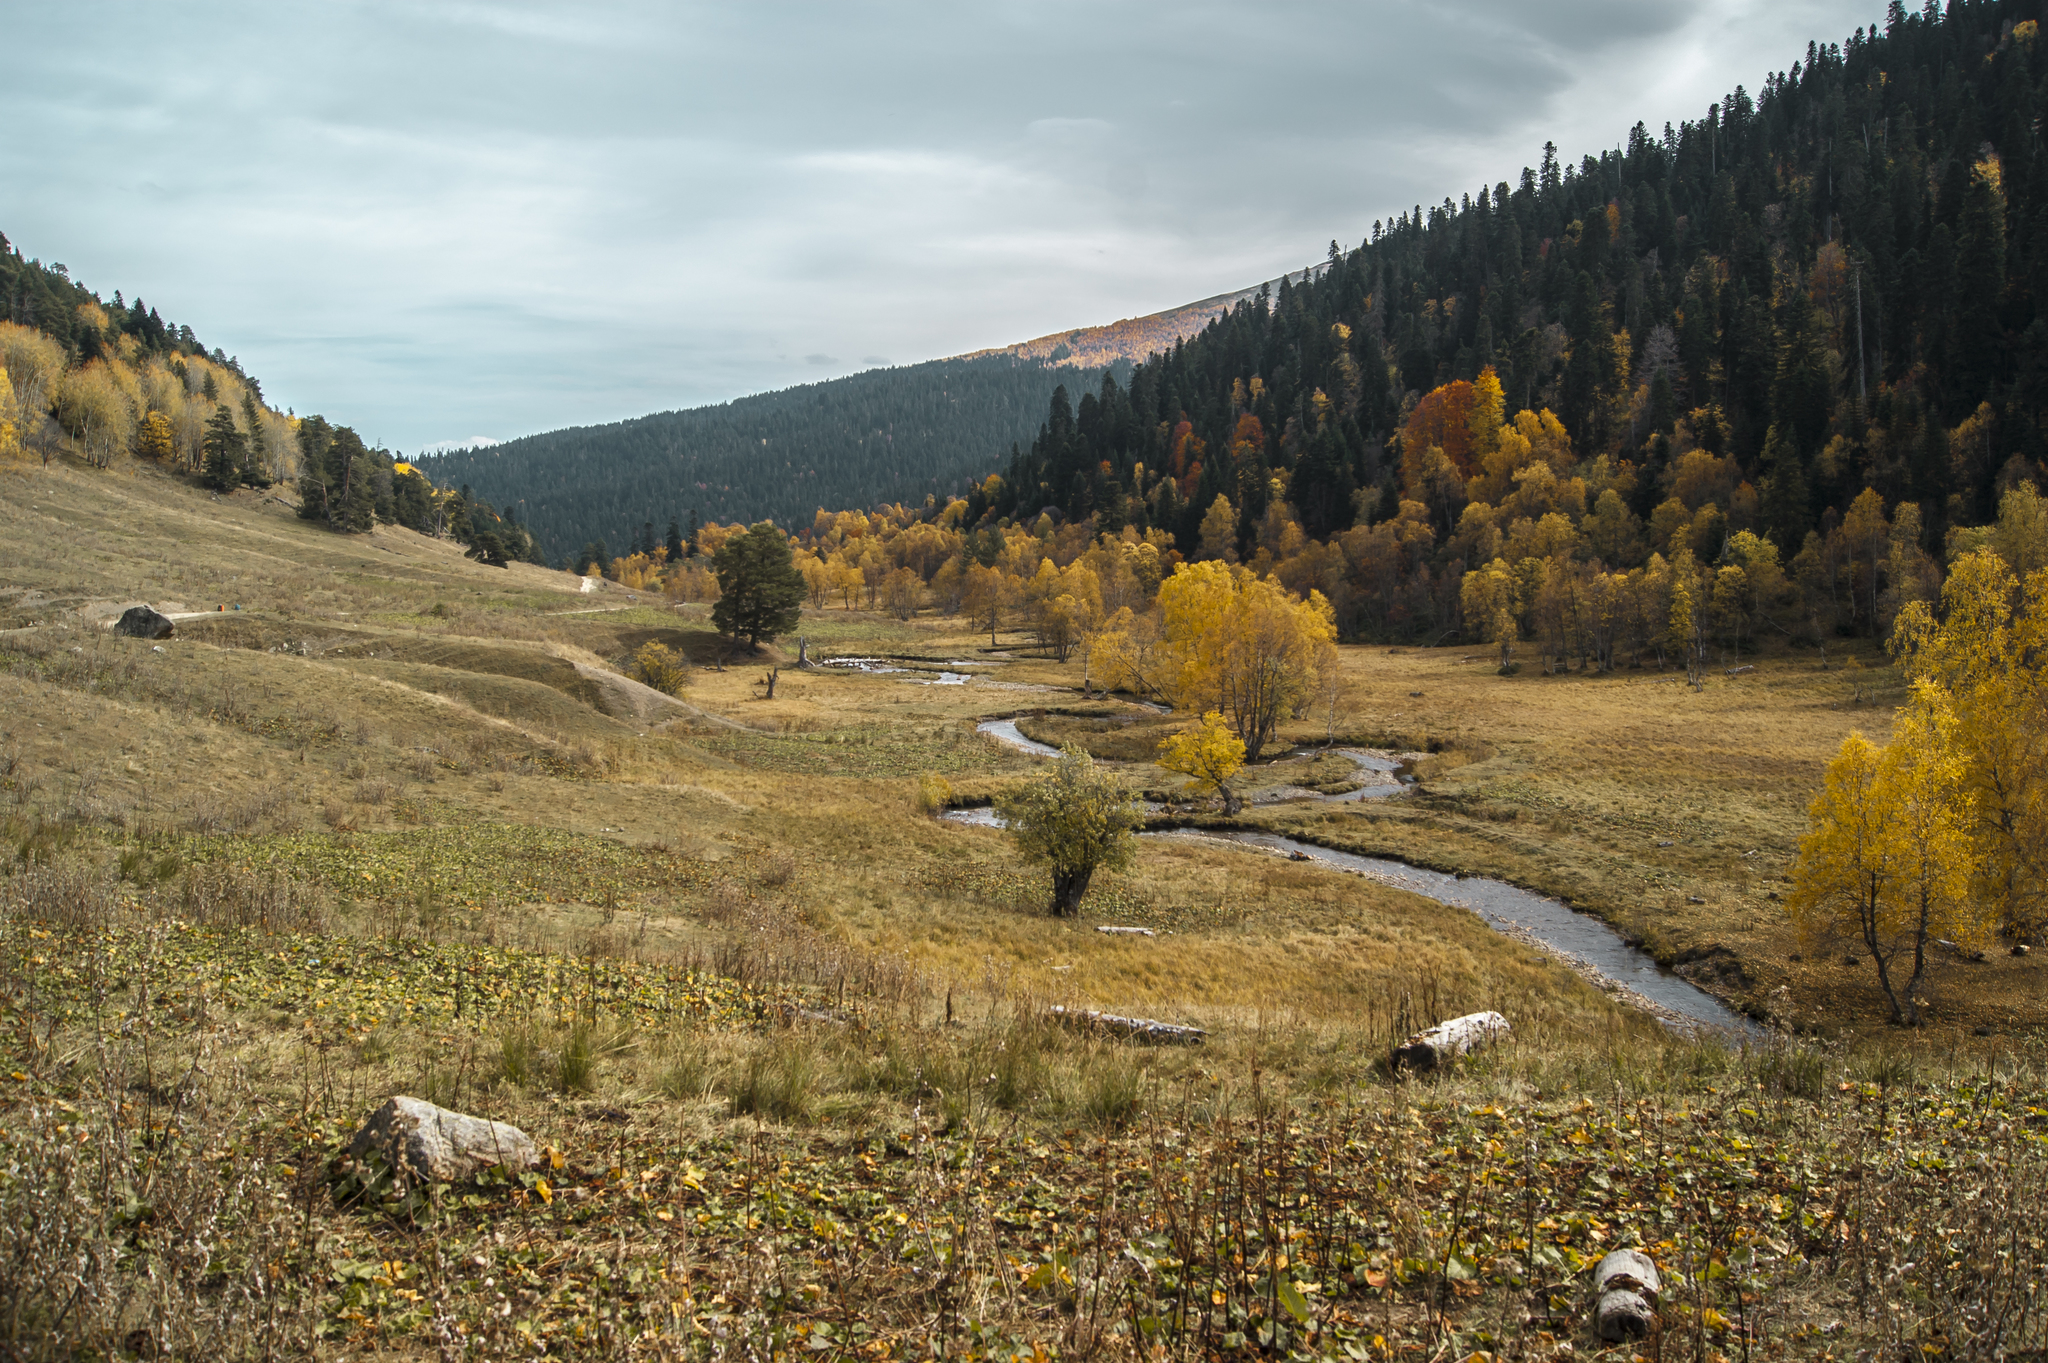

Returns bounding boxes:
[201,404,244,491]
[296,416,334,522]
[711,522,806,648]
[1759,424,1813,553]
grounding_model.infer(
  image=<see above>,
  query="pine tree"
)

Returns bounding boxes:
[1759,424,1813,552]
[201,404,243,491]
[238,391,269,486]
[296,416,334,522]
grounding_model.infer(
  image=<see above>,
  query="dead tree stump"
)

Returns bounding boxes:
[1591,1248,1661,1341]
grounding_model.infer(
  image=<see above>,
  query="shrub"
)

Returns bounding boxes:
[635,641,690,695]
[915,772,953,818]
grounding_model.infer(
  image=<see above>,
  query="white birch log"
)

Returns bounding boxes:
[1048,1005,1206,1045]
[1392,1011,1510,1071]
[1095,925,1156,937]
[1591,1248,1661,1341]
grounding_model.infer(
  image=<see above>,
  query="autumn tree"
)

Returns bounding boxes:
[1158,711,1247,814]
[56,364,134,470]
[962,563,1017,645]
[1889,547,2048,938]
[998,746,1142,917]
[1786,696,1984,1026]
[1460,558,1521,669]
[1157,560,1335,761]
[1197,494,1239,563]
[0,366,21,462]
[136,409,174,462]
[711,521,806,648]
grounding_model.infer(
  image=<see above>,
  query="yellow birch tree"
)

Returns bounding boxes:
[1889,548,2048,938]
[1787,692,1983,1025]
[1157,711,1247,814]
[1157,560,1335,761]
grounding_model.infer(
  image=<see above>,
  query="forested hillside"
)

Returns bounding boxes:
[416,356,1122,565]
[0,234,295,474]
[1,231,544,568]
[993,0,2048,643]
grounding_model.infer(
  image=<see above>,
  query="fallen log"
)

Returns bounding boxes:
[1392,1011,1510,1072]
[1049,1005,1205,1045]
[1095,925,1156,937]
[1591,1248,1661,1341]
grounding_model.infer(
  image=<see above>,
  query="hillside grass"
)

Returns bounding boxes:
[1,458,2044,1359]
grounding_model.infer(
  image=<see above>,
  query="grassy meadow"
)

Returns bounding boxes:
[2,459,2044,1360]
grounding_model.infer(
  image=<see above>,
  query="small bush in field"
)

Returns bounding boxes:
[634,641,690,695]
[915,771,952,817]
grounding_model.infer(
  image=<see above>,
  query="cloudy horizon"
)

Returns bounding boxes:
[5,0,1879,453]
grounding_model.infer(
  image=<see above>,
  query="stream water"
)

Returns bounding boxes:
[1163,830,1761,1037]
[954,720,1760,1036]
[977,718,1062,757]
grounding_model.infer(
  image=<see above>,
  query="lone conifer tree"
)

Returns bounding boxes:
[711,522,805,648]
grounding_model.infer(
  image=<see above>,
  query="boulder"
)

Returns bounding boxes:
[347,1096,540,1183]
[1591,1248,1662,1341]
[113,606,174,640]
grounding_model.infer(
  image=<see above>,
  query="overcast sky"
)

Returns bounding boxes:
[4,0,1877,453]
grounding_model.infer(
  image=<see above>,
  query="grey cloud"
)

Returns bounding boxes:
[1,0,1874,448]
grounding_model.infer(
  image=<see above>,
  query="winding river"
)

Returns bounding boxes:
[960,719,1762,1037]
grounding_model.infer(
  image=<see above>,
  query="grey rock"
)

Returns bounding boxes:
[1592,1248,1661,1342]
[113,606,175,640]
[347,1096,541,1183]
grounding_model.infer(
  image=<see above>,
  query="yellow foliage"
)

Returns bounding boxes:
[1787,696,1984,1025]
[1460,558,1520,668]
[136,409,174,462]
[1467,365,1506,461]
[632,641,690,696]
[1156,560,1334,762]
[610,552,662,591]
[1157,711,1247,813]
[1197,494,1239,563]
[0,365,21,462]
[1889,548,2048,937]
[914,772,953,818]
[1992,482,2048,579]
[0,323,65,436]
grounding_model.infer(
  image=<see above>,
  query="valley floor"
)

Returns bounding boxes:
[2,460,2043,1360]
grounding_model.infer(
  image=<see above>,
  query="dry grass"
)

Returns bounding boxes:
[1,458,2045,1357]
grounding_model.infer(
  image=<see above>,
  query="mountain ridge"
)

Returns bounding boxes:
[413,264,1326,561]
